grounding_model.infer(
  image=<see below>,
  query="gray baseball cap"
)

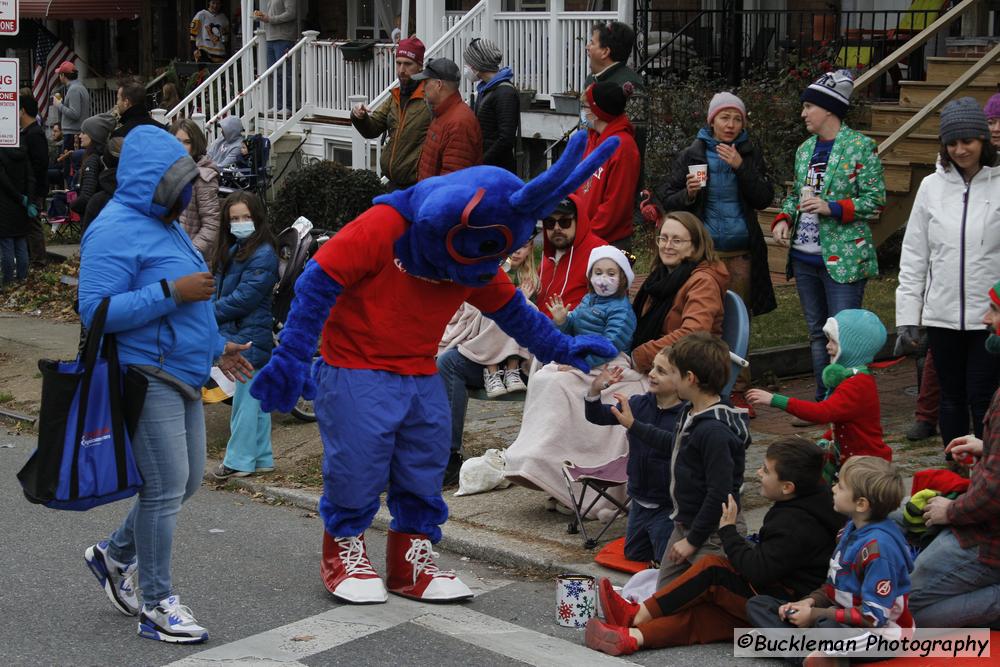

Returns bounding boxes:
[412,57,461,83]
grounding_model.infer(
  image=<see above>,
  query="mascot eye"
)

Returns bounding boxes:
[479,239,501,254]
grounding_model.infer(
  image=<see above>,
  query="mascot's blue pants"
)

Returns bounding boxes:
[313,363,451,542]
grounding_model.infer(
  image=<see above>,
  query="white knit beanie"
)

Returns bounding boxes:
[587,245,635,288]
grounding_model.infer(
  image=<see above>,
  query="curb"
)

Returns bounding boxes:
[205,470,620,581]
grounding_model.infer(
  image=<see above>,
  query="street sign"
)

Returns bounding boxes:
[0,58,18,147]
[0,0,17,35]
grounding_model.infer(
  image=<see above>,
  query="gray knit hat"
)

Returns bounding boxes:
[464,38,502,73]
[81,112,117,148]
[939,96,989,145]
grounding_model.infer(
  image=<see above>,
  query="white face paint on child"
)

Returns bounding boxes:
[590,258,621,297]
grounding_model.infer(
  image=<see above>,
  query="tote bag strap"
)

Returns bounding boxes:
[101,331,132,492]
[69,297,113,499]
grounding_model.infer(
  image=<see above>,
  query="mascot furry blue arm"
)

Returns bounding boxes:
[251,131,620,414]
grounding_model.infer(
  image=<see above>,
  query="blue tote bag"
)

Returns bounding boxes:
[17,298,146,510]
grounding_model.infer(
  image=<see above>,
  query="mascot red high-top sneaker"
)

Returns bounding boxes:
[386,529,473,602]
[321,532,388,604]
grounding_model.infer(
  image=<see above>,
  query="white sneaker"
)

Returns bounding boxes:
[137,595,208,644]
[503,369,527,393]
[483,369,507,398]
[84,541,140,616]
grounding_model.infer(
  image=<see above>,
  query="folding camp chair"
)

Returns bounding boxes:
[562,454,630,549]
[721,290,750,400]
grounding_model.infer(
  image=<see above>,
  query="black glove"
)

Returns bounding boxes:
[894,325,923,357]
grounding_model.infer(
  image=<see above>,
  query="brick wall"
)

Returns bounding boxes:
[946,37,1000,57]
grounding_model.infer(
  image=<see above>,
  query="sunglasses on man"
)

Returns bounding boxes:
[542,217,574,230]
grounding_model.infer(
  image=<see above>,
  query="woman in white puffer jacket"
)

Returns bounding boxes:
[896,97,1000,453]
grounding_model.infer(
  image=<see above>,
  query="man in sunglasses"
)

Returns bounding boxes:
[537,194,608,318]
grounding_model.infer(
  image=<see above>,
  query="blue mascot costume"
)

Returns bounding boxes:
[251,131,620,604]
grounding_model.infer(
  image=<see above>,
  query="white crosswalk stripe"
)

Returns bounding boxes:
[163,573,640,667]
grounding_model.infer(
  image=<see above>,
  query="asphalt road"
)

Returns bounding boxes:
[1,431,779,667]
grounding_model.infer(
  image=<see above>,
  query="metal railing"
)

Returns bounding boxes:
[635,4,956,88]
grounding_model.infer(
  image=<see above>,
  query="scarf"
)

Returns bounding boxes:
[632,260,697,349]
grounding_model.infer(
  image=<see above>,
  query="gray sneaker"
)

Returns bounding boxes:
[84,541,140,616]
[138,595,208,644]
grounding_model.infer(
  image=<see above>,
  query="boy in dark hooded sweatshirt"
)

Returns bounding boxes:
[586,436,843,655]
[609,331,751,587]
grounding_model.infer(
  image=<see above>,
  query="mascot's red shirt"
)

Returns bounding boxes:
[313,205,517,375]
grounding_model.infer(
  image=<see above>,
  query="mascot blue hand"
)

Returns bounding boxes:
[250,352,314,413]
[562,334,619,373]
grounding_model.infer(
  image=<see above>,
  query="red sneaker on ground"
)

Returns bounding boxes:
[385,529,473,602]
[585,618,639,656]
[730,390,756,419]
[321,532,388,604]
[597,577,640,627]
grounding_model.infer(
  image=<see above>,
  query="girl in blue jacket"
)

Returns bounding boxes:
[546,245,637,369]
[210,192,280,479]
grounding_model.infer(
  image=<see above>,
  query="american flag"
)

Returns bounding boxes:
[32,23,77,122]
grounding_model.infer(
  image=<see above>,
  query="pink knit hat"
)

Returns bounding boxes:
[707,92,746,125]
[984,93,1000,120]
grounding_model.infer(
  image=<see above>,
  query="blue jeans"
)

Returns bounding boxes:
[266,40,294,111]
[792,258,867,400]
[313,364,450,542]
[107,377,206,607]
[0,237,29,284]
[908,528,1000,628]
[624,502,673,563]
[222,374,273,473]
[436,347,486,455]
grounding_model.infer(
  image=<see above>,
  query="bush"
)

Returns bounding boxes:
[269,161,386,234]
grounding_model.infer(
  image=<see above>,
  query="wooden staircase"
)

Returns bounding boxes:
[757,53,1000,275]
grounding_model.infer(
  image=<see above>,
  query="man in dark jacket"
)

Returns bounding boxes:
[0,147,35,284]
[414,58,482,180]
[585,21,644,90]
[111,77,167,138]
[464,38,520,173]
[351,37,432,190]
[19,95,48,267]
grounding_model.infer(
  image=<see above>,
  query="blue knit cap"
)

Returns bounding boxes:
[822,309,887,369]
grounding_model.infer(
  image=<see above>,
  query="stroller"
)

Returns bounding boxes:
[218,134,272,206]
[272,216,332,422]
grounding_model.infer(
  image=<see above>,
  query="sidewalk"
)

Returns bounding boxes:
[0,311,942,584]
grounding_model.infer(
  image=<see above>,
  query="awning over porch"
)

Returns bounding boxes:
[19,1,141,19]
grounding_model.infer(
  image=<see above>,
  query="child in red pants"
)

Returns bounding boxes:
[585,437,842,655]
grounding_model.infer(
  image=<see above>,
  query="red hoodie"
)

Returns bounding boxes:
[536,193,607,318]
[575,115,640,244]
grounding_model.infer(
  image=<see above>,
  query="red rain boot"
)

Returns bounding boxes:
[385,529,473,603]
[321,532,388,604]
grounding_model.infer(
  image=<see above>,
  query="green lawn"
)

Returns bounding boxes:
[751,273,898,349]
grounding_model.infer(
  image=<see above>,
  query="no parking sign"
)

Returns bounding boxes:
[0,0,16,35]
[0,58,18,147]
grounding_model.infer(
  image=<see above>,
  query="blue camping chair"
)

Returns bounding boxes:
[721,290,750,400]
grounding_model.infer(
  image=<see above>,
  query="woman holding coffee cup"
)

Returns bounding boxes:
[653,91,776,413]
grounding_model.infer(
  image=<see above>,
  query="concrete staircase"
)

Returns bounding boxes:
[756,54,999,275]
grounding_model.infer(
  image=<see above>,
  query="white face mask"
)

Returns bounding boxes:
[231,220,255,239]
[580,109,592,129]
[591,274,619,297]
[463,65,478,82]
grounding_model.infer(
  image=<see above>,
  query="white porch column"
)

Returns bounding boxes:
[416,0,446,44]
[484,0,501,43]
[616,0,632,26]
[242,0,254,51]
[401,0,410,39]
[348,94,369,170]
[72,20,89,79]
[301,30,320,114]
[548,0,565,101]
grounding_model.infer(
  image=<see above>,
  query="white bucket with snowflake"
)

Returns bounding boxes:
[555,573,596,627]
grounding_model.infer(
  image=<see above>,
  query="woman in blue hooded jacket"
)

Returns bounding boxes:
[210,191,280,479]
[78,125,252,644]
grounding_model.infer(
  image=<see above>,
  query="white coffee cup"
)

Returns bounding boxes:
[556,573,597,627]
[688,164,708,188]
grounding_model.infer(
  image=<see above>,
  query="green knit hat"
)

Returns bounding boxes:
[822,309,886,369]
[990,280,1000,310]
